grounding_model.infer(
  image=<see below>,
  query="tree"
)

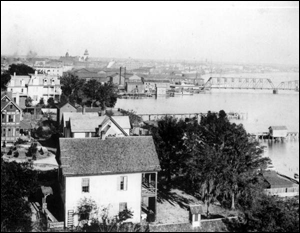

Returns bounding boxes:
[119,109,143,126]
[150,116,187,189]
[83,80,118,110]
[25,96,33,107]
[1,158,39,232]
[8,63,35,75]
[60,72,85,105]
[184,110,270,213]
[37,97,46,108]
[227,195,299,232]
[1,71,11,91]
[47,97,55,108]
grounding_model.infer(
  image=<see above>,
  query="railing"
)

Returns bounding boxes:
[264,187,299,196]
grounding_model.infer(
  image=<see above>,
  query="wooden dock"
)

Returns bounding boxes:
[252,132,299,141]
[138,112,248,122]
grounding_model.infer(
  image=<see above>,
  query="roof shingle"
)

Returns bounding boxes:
[59,136,161,175]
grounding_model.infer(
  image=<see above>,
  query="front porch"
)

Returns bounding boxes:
[141,172,157,223]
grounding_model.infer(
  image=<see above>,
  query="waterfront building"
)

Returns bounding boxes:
[126,75,145,93]
[144,78,170,95]
[1,92,22,144]
[268,126,288,138]
[58,136,161,227]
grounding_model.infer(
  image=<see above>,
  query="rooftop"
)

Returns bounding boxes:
[59,136,161,176]
[269,126,288,130]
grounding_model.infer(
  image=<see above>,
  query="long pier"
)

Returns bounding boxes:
[138,112,248,122]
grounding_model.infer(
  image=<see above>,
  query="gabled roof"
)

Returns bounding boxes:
[70,116,107,133]
[269,126,288,130]
[55,101,76,109]
[1,93,22,112]
[62,112,99,128]
[263,171,296,189]
[59,136,161,176]
[110,116,131,129]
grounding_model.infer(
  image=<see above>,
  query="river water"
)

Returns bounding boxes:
[115,72,299,178]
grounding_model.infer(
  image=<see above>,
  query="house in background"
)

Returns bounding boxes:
[69,115,130,138]
[144,78,170,95]
[58,136,161,227]
[1,92,23,145]
[126,75,145,94]
[268,126,288,139]
[56,102,77,128]
[263,171,299,197]
[61,112,99,137]
[7,71,62,107]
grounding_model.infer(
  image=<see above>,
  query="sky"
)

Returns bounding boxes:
[1,1,299,65]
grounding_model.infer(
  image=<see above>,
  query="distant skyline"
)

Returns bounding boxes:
[1,1,299,65]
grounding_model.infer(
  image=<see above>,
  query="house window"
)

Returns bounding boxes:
[1,114,5,122]
[8,128,12,137]
[194,214,199,221]
[82,178,90,193]
[10,105,13,109]
[8,115,14,122]
[21,88,24,93]
[119,176,128,191]
[119,202,127,212]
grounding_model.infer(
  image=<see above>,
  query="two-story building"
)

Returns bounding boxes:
[144,79,170,95]
[58,136,161,227]
[1,92,23,144]
[7,71,62,106]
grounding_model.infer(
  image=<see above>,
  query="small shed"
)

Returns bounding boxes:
[189,204,202,228]
[268,126,288,138]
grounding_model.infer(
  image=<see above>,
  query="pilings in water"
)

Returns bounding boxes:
[139,112,248,123]
[252,132,299,142]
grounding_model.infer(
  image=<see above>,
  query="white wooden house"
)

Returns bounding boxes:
[268,126,288,138]
[58,136,161,227]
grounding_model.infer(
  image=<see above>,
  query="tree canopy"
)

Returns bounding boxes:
[60,73,118,109]
[8,63,35,75]
[150,111,271,216]
[1,158,39,232]
[1,71,11,91]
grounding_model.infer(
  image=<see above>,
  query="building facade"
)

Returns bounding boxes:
[58,136,161,227]
[1,93,22,144]
[7,71,62,106]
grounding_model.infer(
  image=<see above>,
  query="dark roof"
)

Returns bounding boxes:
[76,107,103,113]
[269,126,288,130]
[190,205,203,214]
[59,136,161,176]
[263,171,296,189]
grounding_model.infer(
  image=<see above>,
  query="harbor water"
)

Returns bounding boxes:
[115,72,299,178]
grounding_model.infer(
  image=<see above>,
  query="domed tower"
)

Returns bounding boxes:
[83,49,89,61]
